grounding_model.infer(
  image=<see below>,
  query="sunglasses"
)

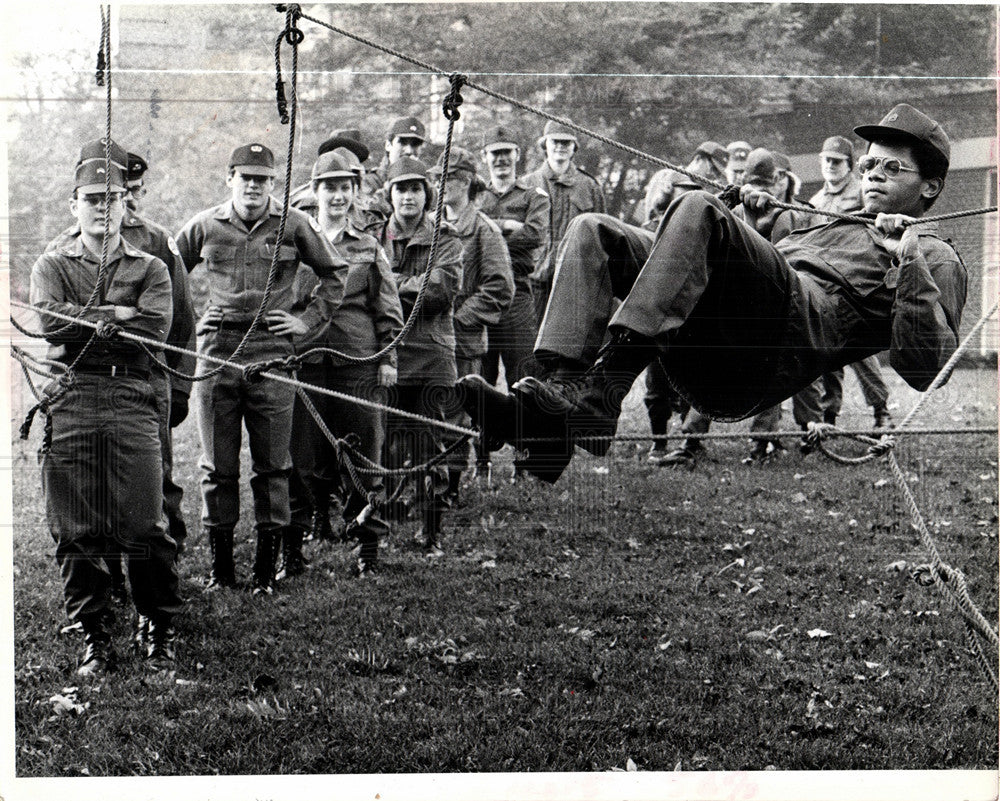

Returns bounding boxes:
[857,155,919,177]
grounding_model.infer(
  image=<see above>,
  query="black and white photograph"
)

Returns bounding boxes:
[3,2,998,799]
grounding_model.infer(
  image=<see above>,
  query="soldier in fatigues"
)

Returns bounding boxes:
[45,139,196,606]
[522,121,605,323]
[176,143,347,596]
[285,151,404,577]
[368,157,464,556]
[31,157,182,675]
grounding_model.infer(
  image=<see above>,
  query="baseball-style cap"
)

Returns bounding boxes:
[540,120,578,143]
[385,156,430,188]
[726,140,752,164]
[311,151,356,182]
[743,148,780,185]
[695,141,729,174]
[854,103,950,169]
[126,152,148,187]
[76,137,128,172]
[667,170,704,190]
[75,160,127,194]
[331,147,364,176]
[317,128,369,162]
[429,146,479,177]
[386,117,426,142]
[229,143,276,176]
[819,135,853,163]
[481,125,520,152]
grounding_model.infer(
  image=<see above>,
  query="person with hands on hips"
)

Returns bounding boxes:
[175,142,348,597]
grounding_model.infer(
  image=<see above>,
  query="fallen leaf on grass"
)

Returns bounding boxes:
[791,492,808,504]
[884,560,908,573]
[627,537,641,550]
[245,698,287,721]
[807,628,833,639]
[480,559,497,569]
[48,694,88,716]
[626,758,637,772]
[864,661,880,669]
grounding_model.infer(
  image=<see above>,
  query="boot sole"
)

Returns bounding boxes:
[512,377,616,458]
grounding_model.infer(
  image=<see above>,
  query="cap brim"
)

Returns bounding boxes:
[231,165,276,177]
[853,123,916,144]
[76,182,127,194]
[483,141,518,152]
[819,150,850,160]
[386,172,428,186]
[313,170,356,181]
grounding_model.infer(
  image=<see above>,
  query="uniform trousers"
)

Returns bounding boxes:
[41,374,181,626]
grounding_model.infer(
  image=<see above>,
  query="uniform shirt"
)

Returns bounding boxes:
[296,222,404,369]
[175,197,348,334]
[370,212,463,385]
[522,161,605,277]
[809,172,863,216]
[30,233,173,369]
[448,202,515,359]
[478,178,550,295]
[47,213,197,395]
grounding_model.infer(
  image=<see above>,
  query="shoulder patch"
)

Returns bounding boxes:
[309,216,322,233]
[167,236,181,256]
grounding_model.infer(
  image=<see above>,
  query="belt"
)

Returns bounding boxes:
[75,365,151,380]
[218,319,256,332]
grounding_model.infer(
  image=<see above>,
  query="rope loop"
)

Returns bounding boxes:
[56,370,76,389]
[866,434,896,457]
[244,360,276,383]
[442,73,467,121]
[19,403,44,441]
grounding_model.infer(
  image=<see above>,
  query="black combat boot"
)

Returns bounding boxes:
[513,329,658,457]
[308,502,334,542]
[146,616,176,667]
[275,525,308,581]
[133,614,151,655]
[251,528,280,597]
[77,618,115,678]
[206,528,236,590]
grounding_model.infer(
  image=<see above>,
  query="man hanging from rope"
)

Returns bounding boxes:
[460,104,968,483]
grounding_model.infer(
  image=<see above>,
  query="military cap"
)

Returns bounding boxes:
[481,126,520,153]
[771,151,792,173]
[126,152,148,187]
[854,103,950,169]
[318,128,369,162]
[228,143,276,176]
[694,141,729,174]
[75,160,127,194]
[312,151,356,182]
[743,148,780,184]
[726,141,752,164]
[429,146,479,177]
[384,156,430,188]
[540,120,578,143]
[331,147,364,175]
[386,117,426,142]
[76,137,128,172]
[818,135,853,164]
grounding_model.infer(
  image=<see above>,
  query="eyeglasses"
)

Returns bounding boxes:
[78,193,124,206]
[857,155,919,177]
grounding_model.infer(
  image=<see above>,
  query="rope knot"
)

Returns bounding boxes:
[282,4,304,45]
[95,320,122,339]
[56,370,76,389]
[442,73,467,121]
[243,361,272,383]
[867,434,896,457]
[281,354,304,373]
[804,421,836,447]
[910,563,939,587]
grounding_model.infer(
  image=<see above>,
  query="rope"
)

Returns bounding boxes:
[11,299,479,438]
[291,72,467,368]
[296,11,998,227]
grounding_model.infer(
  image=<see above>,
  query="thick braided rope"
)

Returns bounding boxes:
[10,346,68,381]
[886,451,998,649]
[11,299,478,438]
[297,11,998,227]
[963,620,1000,696]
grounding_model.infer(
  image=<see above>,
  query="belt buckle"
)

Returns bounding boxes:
[111,365,117,377]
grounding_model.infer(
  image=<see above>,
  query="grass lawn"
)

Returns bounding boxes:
[10,366,998,777]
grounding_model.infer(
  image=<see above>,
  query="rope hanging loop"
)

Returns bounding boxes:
[442,73,467,121]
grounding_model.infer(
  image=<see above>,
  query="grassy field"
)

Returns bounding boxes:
[10,366,999,777]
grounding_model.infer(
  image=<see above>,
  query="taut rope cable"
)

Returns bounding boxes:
[11,299,479,438]
[295,10,997,226]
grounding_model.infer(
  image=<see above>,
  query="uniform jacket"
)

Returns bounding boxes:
[448,203,515,360]
[478,177,550,295]
[30,234,173,370]
[295,222,404,369]
[370,212,463,385]
[175,198,348,337]
[522,161,605,278]
[809,172,863,216]
[47,213,197,396]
